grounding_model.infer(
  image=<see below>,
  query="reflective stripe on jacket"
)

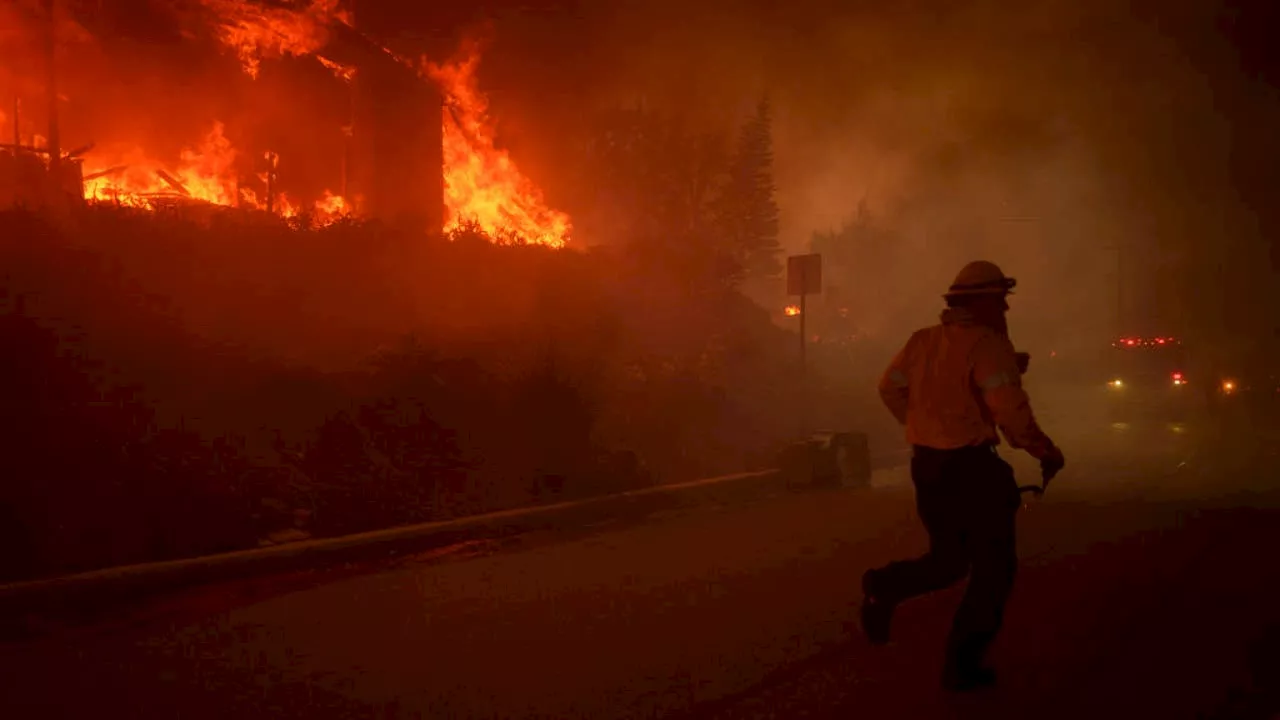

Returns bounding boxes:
[878,308,1055,459]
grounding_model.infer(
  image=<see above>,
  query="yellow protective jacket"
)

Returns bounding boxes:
[878,308,1056,459]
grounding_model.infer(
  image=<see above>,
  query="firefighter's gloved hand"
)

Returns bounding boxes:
[1040,445,1066,485]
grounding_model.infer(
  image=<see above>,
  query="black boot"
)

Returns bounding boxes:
[942,632,998,692]
[860,569,895,646]
[942,664,997,692]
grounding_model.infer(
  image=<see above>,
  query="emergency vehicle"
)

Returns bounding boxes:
[1103,336,1199,419]
[1101,335,1275,419]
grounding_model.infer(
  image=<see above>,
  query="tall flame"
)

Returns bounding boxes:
[424,47,571,248]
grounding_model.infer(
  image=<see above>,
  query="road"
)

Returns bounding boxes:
[1,415,1278,719]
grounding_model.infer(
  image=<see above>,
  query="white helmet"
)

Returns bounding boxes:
[945,261,1017,298]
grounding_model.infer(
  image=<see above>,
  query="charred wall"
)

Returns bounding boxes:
[327,25,444,234]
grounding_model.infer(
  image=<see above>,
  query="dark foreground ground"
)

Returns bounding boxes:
[1,409,1277,719]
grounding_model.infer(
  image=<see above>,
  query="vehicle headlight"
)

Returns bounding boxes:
[1108,378,1124,389]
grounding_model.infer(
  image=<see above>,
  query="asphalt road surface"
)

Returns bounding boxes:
[2,413,1278,719]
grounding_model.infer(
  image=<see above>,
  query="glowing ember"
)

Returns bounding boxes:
[424,45,571,248]
[199,0,351,78]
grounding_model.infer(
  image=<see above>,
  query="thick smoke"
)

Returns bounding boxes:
[460,0,1277,357]
[5,0,1276,370]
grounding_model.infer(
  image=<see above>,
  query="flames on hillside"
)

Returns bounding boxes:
[3,0,570,245]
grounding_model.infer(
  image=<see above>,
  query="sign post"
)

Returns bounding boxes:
[787,253,822,439]
[787,253,823,377]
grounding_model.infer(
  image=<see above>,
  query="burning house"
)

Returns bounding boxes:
[2,0,567,246]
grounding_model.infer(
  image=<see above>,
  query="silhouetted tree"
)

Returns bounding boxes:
[577,105,736,290]
[808,199,907,339]
[809,199,891,271]
[719,98,782,283]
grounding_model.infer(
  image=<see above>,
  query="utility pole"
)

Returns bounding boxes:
[341,5,356,201]
[340,84,354,199]
[44,0,61,176]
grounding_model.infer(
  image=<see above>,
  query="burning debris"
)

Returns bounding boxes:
[79,122,345,220]
[83,122,241,208]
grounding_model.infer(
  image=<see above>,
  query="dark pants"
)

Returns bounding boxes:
[866,444,1021,670]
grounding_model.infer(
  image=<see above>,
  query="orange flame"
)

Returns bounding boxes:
[314,190,351,218]
[199,0,351,78]
[277,190,353,223]
[82,122,350,222]
[424,46,571,248]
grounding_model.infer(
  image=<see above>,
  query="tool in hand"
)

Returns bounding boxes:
[1018,455,1064,497]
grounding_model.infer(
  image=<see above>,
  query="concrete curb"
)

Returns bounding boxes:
[0,469,785,625]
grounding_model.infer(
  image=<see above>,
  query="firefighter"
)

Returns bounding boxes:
[861,260,1065,692]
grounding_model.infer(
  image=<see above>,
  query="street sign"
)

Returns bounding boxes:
[787,253,822,296]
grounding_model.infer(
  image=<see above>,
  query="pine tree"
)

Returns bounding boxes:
[720,98,782,283]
